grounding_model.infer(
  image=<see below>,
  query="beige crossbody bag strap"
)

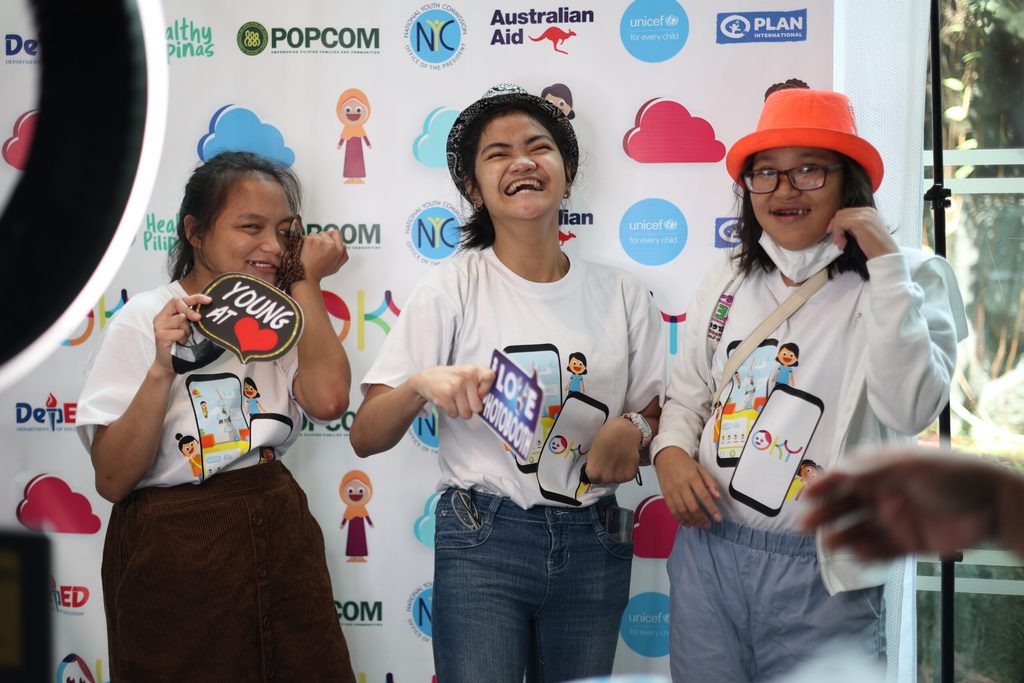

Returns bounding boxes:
[712,267,829,407]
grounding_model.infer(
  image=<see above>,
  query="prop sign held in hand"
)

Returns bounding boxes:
[195,273,303,363]
[479,349,543,463]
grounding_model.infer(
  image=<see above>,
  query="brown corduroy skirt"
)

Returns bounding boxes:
[101,461,355,683]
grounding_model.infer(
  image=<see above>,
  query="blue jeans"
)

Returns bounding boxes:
[667,519,885,683]
[432,488,633,683]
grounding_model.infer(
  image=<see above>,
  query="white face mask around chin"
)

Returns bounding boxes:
[758,231,844,283]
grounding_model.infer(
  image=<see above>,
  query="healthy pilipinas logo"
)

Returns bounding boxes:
[620,0,688,63]
[406,582,434,641]
[620,591,671,657]
[5,33,39,63]
[406,201,463,263]
[142,211,179,252]
[167,17,214,60]
[717,10,807,44]
[489,7,594,53]
[237,20,379,56]
[620,198,687,266]
[405,4,467,69]
[15,394,77,432]
[715,217,740,248]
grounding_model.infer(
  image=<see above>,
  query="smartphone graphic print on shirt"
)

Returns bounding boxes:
[728,383,824,517]
[716,339,777,467]
[536,391,608,506]
[504,344,563,472]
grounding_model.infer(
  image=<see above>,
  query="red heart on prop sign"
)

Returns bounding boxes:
[234,317,279,352]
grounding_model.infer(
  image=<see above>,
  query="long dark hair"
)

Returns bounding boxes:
[168,151,303,289]
[455,102,578,251]
[734,153,876,280]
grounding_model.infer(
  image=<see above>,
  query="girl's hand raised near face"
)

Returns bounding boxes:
[299,227,349,282]
[410,365,496,420]
[152,294,211,375]
[827,207,899,260]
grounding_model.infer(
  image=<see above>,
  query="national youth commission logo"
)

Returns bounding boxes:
[717,10,807,44]
[620,0,688,63]
[404,5,467,69]
[237,21,269,55]
[406,581,434,641]
[405,201,463,263]
[620,591,671,657]
[620,198,687,266]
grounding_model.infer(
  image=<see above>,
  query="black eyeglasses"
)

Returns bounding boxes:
[741,163,843,194]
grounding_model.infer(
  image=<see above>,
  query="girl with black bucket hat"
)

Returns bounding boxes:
[351,84,665,681]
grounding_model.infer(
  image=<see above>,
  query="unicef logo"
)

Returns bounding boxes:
[237,21,269,56]
[406,202,462,263]
[620,0,689,63]
[719,14,751,40]
[620,198,688,266]
[620,592,671,657]
[405,6,466,68]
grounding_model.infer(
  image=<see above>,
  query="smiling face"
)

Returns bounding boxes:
[749,146,843,252]
[340,478,372,506]
[777,347,798,367]
[187,175,293,286]
[467,111,568,228]
[338,97,370,125]
[180,440,197,458]
[567,357,586,375]
[543,93,572,117]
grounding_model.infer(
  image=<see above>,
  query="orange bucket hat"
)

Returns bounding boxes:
[725,88,884,191]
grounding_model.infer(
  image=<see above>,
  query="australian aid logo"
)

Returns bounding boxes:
[51,576,91,616]
[16,393,77,432]
[488,7,594,54]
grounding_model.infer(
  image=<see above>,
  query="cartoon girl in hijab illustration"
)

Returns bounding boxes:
[339,470,374,562]
[336,88,372,184]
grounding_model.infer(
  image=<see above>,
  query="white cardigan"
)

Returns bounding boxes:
[651,249,967,594]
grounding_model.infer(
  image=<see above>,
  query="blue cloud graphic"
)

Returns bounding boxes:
[413,106,460,167]
[413,492,442,548]
[198,105,295,167]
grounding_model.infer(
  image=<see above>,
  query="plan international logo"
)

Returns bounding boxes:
[717,10,807,44]
[489,7,595,53]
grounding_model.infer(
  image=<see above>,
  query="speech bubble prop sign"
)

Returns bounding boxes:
[195,273,303,363]
[479,349,543,463]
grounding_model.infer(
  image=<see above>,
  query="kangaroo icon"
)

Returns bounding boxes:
[530,27,576,54]
[558,229,576,246]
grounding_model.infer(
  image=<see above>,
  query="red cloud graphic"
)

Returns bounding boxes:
[2,110,38,170]
[624,99,725,163]
[17,475,101,534]
[633,495,679,559]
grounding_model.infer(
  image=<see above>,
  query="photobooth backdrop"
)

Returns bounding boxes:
[0,1,930,679]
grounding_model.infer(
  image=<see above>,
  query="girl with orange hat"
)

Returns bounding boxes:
[651,83,967,681]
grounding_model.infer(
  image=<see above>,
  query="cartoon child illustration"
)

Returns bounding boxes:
[786,459,822,501]
[243,377,265,416]
[175,433,203,479]
[214,399,240,443]
[773,342,800,387]
[336,88,372,184]
[339,470,374,563]
[200,400,208,419]
[259,446,276,464]
[540,82,576,119]
[565,352,587,394]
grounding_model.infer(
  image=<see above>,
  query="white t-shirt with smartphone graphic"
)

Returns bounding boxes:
[361,248,665,510]
[77,282,303,490]
[701,269,864,531]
